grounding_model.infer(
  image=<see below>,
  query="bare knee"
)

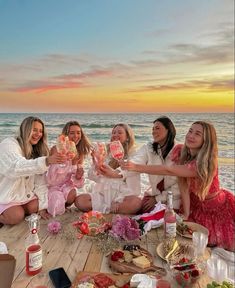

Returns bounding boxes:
[119,196,142,214]
[66,189,76,205]
[1,206,25,225]
[74,194,92,212]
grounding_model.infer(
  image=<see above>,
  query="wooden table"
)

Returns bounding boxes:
[0,210,213,288]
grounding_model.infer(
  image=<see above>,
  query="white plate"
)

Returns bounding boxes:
[176,221,208,239]
[156,242,195,263]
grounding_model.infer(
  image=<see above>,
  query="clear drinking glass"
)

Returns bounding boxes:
[207,256,227,283]
[192,231,208,261]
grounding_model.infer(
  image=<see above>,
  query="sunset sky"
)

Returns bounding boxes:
[0,0,234,113]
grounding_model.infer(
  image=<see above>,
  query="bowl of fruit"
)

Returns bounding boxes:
[169,257,204,288]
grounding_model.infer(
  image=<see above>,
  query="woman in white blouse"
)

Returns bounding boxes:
[129,116,180,212]
[0,116,66,225]
[75,123,142,214]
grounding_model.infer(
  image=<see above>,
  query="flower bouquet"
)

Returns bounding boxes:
[109,215,141,241]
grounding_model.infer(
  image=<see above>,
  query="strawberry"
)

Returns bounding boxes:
[116,251,124,258]
[111,251,124,261]
[191,269,200,277]
[183,272,190,279]
[111,254,119,261]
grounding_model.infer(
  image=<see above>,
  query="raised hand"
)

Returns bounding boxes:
[46,151,67,165]
[120,160,136,171]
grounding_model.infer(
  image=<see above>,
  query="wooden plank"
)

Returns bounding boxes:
[83,242,104,272]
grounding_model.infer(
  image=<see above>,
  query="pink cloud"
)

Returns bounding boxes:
[13,81,85,94]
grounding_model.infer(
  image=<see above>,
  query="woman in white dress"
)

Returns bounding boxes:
[75,123,142,214]
[129,116,180,213]
[0,116,66,225]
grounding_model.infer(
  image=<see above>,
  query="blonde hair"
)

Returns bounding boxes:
[16,116,49,159]
[108,123,135,169]
[179,121,218,200]
[62,121,91,159]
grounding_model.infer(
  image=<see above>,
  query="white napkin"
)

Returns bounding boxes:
[0,242,8,254]
[130,274,156,288]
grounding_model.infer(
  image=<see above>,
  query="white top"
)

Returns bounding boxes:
[131,142,181,209]
[80,150,141,213]
[0,137,49,210]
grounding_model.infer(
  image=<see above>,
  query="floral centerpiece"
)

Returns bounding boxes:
[47,212,142,254]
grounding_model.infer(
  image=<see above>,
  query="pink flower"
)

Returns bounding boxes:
[47,220,61,234]
[109,215,141,241]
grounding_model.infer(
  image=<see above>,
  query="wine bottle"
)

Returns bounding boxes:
[164,191,176,239]
[25,214,42,276]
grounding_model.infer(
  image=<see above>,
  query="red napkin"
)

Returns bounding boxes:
[140,209,166,221]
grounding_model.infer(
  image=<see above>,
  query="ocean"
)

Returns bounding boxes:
[0,112,234,193]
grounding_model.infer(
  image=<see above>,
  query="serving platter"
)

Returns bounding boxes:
[72,271,132,288]
[108,247,166,276]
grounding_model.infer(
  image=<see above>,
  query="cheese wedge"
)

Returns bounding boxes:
[132,255,151,269]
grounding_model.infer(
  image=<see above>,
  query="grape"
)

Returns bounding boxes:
[222,281,234,288]
[212,281,220,287]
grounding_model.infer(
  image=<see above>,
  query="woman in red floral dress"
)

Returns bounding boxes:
[122,121,235,251]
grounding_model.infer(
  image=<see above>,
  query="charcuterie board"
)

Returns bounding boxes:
[108,246,166,276]
[72,271,132,288]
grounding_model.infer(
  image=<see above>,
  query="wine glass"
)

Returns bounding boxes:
[109,140,125,161]
[92,142,107,168]
[67,140,77,160]
[56,134,68,167]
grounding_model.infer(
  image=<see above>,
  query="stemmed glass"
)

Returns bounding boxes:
[67,140,78,160]
[56,134,69,167]
[92,142,107,168]
[109,140,125,161]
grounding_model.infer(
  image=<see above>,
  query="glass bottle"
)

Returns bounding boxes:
[164,191,176,239]
[25,214,42,276]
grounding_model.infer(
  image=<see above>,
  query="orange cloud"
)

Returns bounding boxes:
[127,77,234,93]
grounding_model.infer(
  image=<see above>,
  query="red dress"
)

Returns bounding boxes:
[172,144,235,251]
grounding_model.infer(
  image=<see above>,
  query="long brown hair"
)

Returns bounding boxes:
[16,116,49,159]
[179,121,218,200]
[108,123,135,169]
[62,121,91,160]
[152,116,176,159]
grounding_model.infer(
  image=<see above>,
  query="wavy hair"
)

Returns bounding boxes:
[62,121,91,159]
[108,123,135,169]
[179,121,218,200]
[152,116,176,159]
[16,116,49,159]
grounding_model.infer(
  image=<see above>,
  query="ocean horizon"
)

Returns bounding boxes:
[0,112,234,193]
